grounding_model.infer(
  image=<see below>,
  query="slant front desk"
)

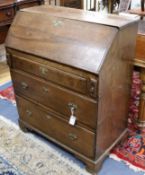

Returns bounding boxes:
[5,6,138,173]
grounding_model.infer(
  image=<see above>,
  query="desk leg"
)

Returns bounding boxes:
[138,69,145,129]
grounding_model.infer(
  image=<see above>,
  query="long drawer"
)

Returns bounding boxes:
[16,96,95,158]
[11,54,88,95]
[11,70,98,129]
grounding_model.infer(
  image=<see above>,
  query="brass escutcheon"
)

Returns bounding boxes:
[21,82,28,89]
[68,133,78,141]
[26,110,32,117]
[40,66,48,75]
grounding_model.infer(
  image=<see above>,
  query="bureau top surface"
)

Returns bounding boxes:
[5,5,138,74]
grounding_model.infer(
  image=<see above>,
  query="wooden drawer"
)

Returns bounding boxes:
[0,7,14,23]
[11,70,98,130]
[11,54,89,95]
[16,95,95,158]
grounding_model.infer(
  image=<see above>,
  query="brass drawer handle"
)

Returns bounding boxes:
[26,110,32,117]
[21,82,28,89]
[43,87,49,93]
[68,103,77,111]
[40,66,48,75]
[68,133,78,141]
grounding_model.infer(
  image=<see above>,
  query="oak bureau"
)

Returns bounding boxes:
[5,6,138,173]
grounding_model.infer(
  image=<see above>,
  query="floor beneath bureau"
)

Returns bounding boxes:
[0,45,144,175]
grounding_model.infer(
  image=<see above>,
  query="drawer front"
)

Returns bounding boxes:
[0,7,14,23]
[11,70,98,129]
[11,55,88,95]
[16,96,95,158]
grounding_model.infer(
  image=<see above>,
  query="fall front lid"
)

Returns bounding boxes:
[5,5,137,74]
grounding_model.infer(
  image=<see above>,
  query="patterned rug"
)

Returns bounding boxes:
[110,71,145,173]
[0,115,90,175]
[111,130,145,171]
[0,85,15,104]
[0,156,24,175]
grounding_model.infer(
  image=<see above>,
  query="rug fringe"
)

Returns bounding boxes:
[109,154,122,162]
[110,153,145,174]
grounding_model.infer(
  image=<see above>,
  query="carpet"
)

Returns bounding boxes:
[0,85,15,104]
[110,71,145,173]
[111,130,145,172]
[0,155,24,175]
[0,115,90,175]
